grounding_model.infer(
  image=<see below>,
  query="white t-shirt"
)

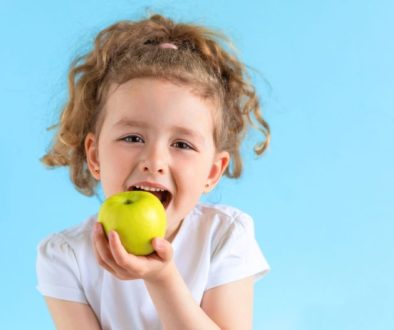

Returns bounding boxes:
[36,203,270,330]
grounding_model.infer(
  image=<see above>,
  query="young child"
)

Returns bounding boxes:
[36,14,271,329]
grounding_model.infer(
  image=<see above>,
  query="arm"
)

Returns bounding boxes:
[144,261,220,330]
[44,297,101,330]
[145,266,254,330]
[201,276,254,330]
[93,223,254,330]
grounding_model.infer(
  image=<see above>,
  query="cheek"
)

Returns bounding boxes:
[99,144,135,177]
[100,140,125,162]
[174,155,212,186]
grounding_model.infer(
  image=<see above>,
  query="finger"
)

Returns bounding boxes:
[108,231,143,270]
[152,237,173,261]
[93,223,121,273]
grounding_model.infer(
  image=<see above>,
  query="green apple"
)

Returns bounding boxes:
[97,191,167,256]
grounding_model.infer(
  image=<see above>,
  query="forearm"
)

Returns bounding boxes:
[144,261,220,330]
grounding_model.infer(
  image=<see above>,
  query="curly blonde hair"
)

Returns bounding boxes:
[42,14,270,196]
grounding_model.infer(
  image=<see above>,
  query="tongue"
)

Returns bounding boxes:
[150,191,163,202]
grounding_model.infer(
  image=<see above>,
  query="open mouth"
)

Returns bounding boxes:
[128,185,172,209]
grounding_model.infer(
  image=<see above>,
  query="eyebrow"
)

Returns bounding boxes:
[113,118,206,145]
[113,119,149,129]
[172,125,206,145]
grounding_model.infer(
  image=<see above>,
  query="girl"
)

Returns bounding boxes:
[36,14,271,330]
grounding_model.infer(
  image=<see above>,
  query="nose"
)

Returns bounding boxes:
[139,144,167,175]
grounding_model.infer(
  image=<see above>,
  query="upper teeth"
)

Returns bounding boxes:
[134,185,165,192]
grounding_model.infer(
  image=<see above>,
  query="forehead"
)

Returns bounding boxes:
[104,78,217,124]
[106,77,218,106]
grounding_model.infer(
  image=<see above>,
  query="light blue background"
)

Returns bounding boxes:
[1,1,393,329]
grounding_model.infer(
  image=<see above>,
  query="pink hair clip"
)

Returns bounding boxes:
[159,42,178,49]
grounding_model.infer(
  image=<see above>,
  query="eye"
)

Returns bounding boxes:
[121,135,144,143]
[172,141,194,150]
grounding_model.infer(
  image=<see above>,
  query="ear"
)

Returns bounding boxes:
[85,132,100,180]
[204,151,230,193]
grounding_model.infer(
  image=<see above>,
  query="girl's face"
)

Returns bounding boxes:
[85,78,229,239]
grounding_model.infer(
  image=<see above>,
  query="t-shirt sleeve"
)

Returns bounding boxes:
[36,233,87,303]
[206,213,270,290]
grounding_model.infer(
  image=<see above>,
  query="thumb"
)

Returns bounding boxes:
[152,237,173,261]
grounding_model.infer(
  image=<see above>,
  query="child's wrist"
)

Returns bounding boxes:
[144,260,176,285]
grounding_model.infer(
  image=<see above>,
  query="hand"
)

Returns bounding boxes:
[92,222,173,282]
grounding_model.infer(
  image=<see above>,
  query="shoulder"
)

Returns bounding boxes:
[189,202,255,236]
[36,215,98,279]
[192,202,253,226]
[37,216,96,254]
[36,216,98,303]
[189,203,270,289]
[183,203,257,254]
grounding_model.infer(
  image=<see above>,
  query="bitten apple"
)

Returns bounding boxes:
[98,191,167,256]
